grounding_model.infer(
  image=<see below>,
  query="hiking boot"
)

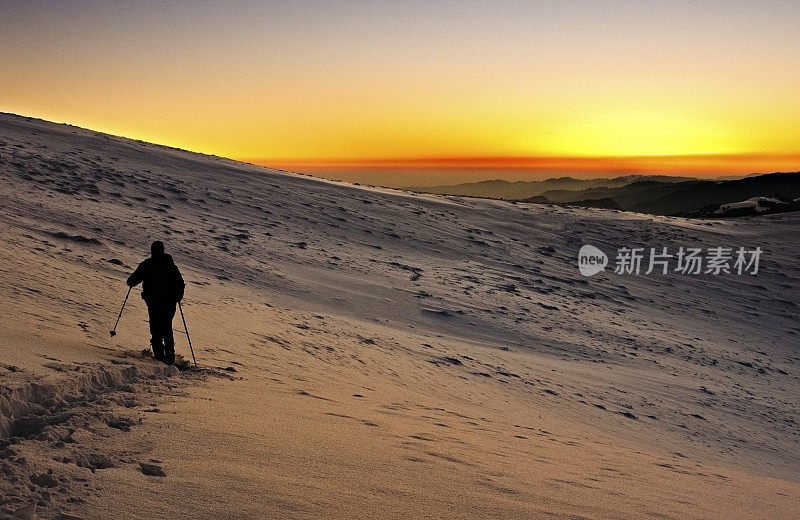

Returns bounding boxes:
[164,351,175,365]
[151,341,165,361]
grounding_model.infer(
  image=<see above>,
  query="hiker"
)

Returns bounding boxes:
[127,241,185,365]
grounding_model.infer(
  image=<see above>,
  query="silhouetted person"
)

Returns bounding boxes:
[127,241,185,365]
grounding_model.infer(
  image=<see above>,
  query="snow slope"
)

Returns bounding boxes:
[1,113,798,519]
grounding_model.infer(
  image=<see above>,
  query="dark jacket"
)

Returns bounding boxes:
[127,253,185,304]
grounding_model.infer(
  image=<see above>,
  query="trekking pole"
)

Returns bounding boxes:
[178,301,197,368]
[110,286,132,337]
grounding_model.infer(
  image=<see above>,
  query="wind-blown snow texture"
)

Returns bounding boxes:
[1,113,798,519]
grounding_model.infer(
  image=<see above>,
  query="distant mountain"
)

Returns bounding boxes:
[520,171,800,217]
[406,175,696,200]
[535,180,698,204]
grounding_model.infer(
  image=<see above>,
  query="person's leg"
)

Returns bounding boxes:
[147,303,165,360]
[163,303,177,365]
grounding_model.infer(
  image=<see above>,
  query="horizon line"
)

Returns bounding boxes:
[3,111,799,178]
[252,153,800,177]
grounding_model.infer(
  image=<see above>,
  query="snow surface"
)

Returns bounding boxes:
[0,113,798,519]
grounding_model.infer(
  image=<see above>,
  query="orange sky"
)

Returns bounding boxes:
[259,154,800,187]
[263,153,800,175]
[1,2,799,182]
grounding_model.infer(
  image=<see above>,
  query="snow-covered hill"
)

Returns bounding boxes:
[1,113,798,519]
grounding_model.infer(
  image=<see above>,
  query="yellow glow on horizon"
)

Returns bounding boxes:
[524,109,734,157]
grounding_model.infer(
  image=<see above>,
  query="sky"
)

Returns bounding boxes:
[2,1,799,185]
